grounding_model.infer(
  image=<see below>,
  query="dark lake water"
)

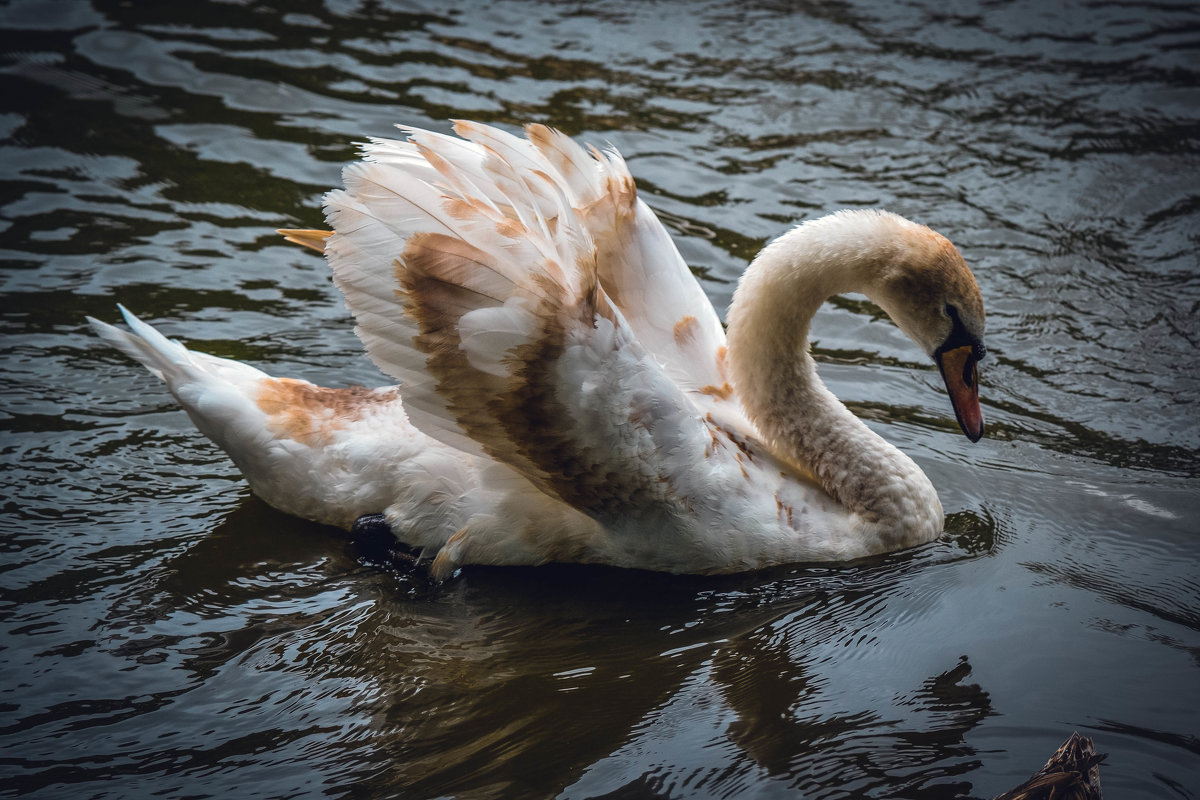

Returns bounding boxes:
[2,1,1199,798]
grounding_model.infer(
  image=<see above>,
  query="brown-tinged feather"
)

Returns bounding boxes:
[699,382,734,401]
[883,226,984,326]
[715,345,730,382]
[673,315,698,346]
[398,227,680,519]
[256,378,397,447]
[579,175,638,313]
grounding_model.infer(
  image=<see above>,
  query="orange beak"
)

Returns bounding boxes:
[936,345,984,442]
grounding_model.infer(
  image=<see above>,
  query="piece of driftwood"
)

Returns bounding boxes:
[993,732,1105,800]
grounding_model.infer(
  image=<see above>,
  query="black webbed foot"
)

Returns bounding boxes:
[349,513,423,572]
[350,513,391,538]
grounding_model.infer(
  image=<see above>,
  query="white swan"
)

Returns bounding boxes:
[90,121,985,577]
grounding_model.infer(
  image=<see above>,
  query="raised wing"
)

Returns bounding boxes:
[323,121,738,519]
[522,125,733,407]
[329,122,739,411]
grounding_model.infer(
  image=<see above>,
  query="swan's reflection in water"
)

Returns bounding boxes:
[116,501,998,797]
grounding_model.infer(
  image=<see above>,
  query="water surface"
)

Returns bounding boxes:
[2,1,1199,798]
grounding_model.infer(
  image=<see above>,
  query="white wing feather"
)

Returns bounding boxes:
[324,122,752,521]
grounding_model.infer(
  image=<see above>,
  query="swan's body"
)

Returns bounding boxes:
[90,121,985,577]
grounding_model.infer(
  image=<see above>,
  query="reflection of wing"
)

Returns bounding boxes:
[324,121,748,521]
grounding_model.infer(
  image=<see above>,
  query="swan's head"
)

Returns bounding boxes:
[730,209,986,442]
[863,213,986,442]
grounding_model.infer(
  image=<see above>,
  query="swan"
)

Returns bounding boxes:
[89,120,985,578]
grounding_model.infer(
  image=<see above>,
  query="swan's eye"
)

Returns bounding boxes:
[939,304,985,363]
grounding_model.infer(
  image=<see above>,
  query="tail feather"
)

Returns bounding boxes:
[88,306,428,530]
[87,305,269,390]
[87,304,193,382]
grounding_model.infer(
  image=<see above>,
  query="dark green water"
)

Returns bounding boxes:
[2,1,1198,798]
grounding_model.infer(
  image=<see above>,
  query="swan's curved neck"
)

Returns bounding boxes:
[726,213,942,544]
